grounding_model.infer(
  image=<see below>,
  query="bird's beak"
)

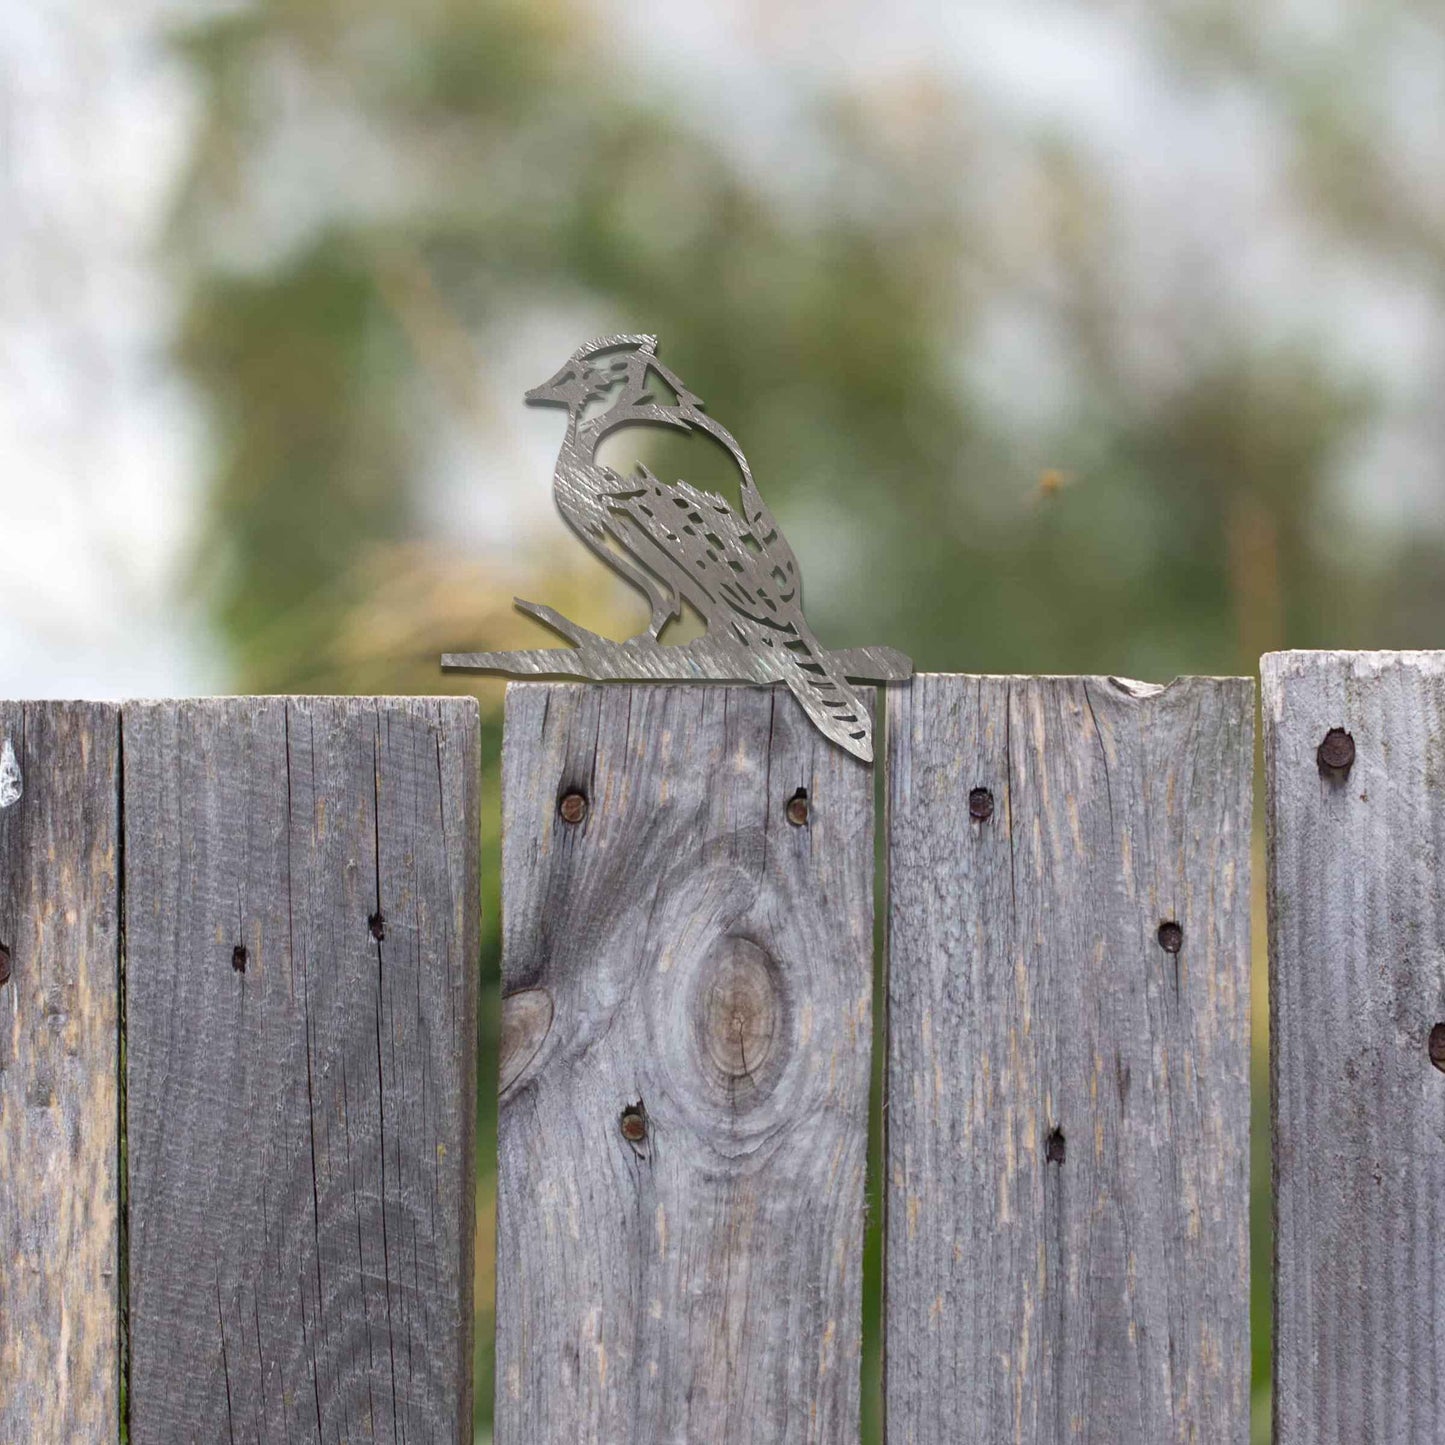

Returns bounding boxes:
[524,363,579,407]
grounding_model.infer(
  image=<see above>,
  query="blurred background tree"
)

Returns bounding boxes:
[7,0,1445,1440]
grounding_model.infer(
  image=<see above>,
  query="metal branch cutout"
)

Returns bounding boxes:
[442,335,911,761]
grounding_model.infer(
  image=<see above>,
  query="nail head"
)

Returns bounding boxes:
[1157,921,1184,955]
[619,1105,647,1144]
[786,789,809,827]
[0,942,11,988]
[1429,1024,1445,1073]
[1318,728,1356,775]
[1045,1127,1066,1165]
[559,791,588,825]
[968,787,994,822]
[232,944,248,973]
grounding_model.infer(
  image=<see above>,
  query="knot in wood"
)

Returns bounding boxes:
[699,938,781,1086]
[499,988,554,1095]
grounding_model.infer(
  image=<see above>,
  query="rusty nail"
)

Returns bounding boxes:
[1318,728,1356,775]
[232,944,248,973]
[0,942,11,988]
[1430,1024,1445,1074]
[968,787,994,822]
[368,912,386,942]
[559,791,588,825]
[1157,921,1184,955]
[619,1104,647,1144]
[786,788,809,827]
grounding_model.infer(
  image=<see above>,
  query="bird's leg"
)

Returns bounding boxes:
[642,598,676,642]
[614,566,679,644]
[624,580,681,645]
[581,516,685,646]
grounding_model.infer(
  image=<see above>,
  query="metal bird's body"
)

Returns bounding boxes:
[443,335,911,761]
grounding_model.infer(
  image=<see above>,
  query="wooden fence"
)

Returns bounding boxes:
[0,654,1435,1442]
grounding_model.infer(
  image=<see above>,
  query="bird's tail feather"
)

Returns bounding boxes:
[773,639,874,763]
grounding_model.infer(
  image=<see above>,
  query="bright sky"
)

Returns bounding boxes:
[0,0,205,696]
[1,0,1441,696]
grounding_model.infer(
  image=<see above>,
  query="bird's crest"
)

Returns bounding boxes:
[443,336,911,762]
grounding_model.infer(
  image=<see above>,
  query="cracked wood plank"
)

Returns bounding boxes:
[885,674,1254,1445]
[1264,651,1445,1443]
[124,697,480,1443]
[0,702,120,1440]
[495,682,874,1444]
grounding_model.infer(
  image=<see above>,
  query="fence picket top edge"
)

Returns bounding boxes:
[506,674,1253,687]
[0,698,121,710]
[1264,648,1445,663]
[895,669,1254,681]
[116,693,482,713]
[1262,648,1445,696]
[887,672,1256,730]
[0,695,484,711]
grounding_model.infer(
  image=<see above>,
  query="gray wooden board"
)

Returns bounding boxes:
[495,683,875,1444]
[124,697,479,1443]
[885,675,1253,1444]
[0,702,120,1439]
[1264,651,1445,1443]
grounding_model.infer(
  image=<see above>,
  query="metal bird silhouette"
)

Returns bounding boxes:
[442,335,910,761]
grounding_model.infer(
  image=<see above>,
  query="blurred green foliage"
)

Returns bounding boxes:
[165,1,1445,1439]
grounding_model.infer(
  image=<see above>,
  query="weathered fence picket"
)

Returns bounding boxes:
[495,683,875,1444]
[122,698,480,1443]
[885,675,1255,1444]
[1264,651,1445,1444]
[0,702,121,1440]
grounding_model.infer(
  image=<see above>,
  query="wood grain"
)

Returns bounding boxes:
[885,674,1254,1445]
[495,683,874,1445]
[0,702,120,1441]
[124,697,479,1443]
[1264,651,1445,1443]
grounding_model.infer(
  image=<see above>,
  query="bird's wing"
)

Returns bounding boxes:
[582,353,805,582]
[606,468,874,761]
